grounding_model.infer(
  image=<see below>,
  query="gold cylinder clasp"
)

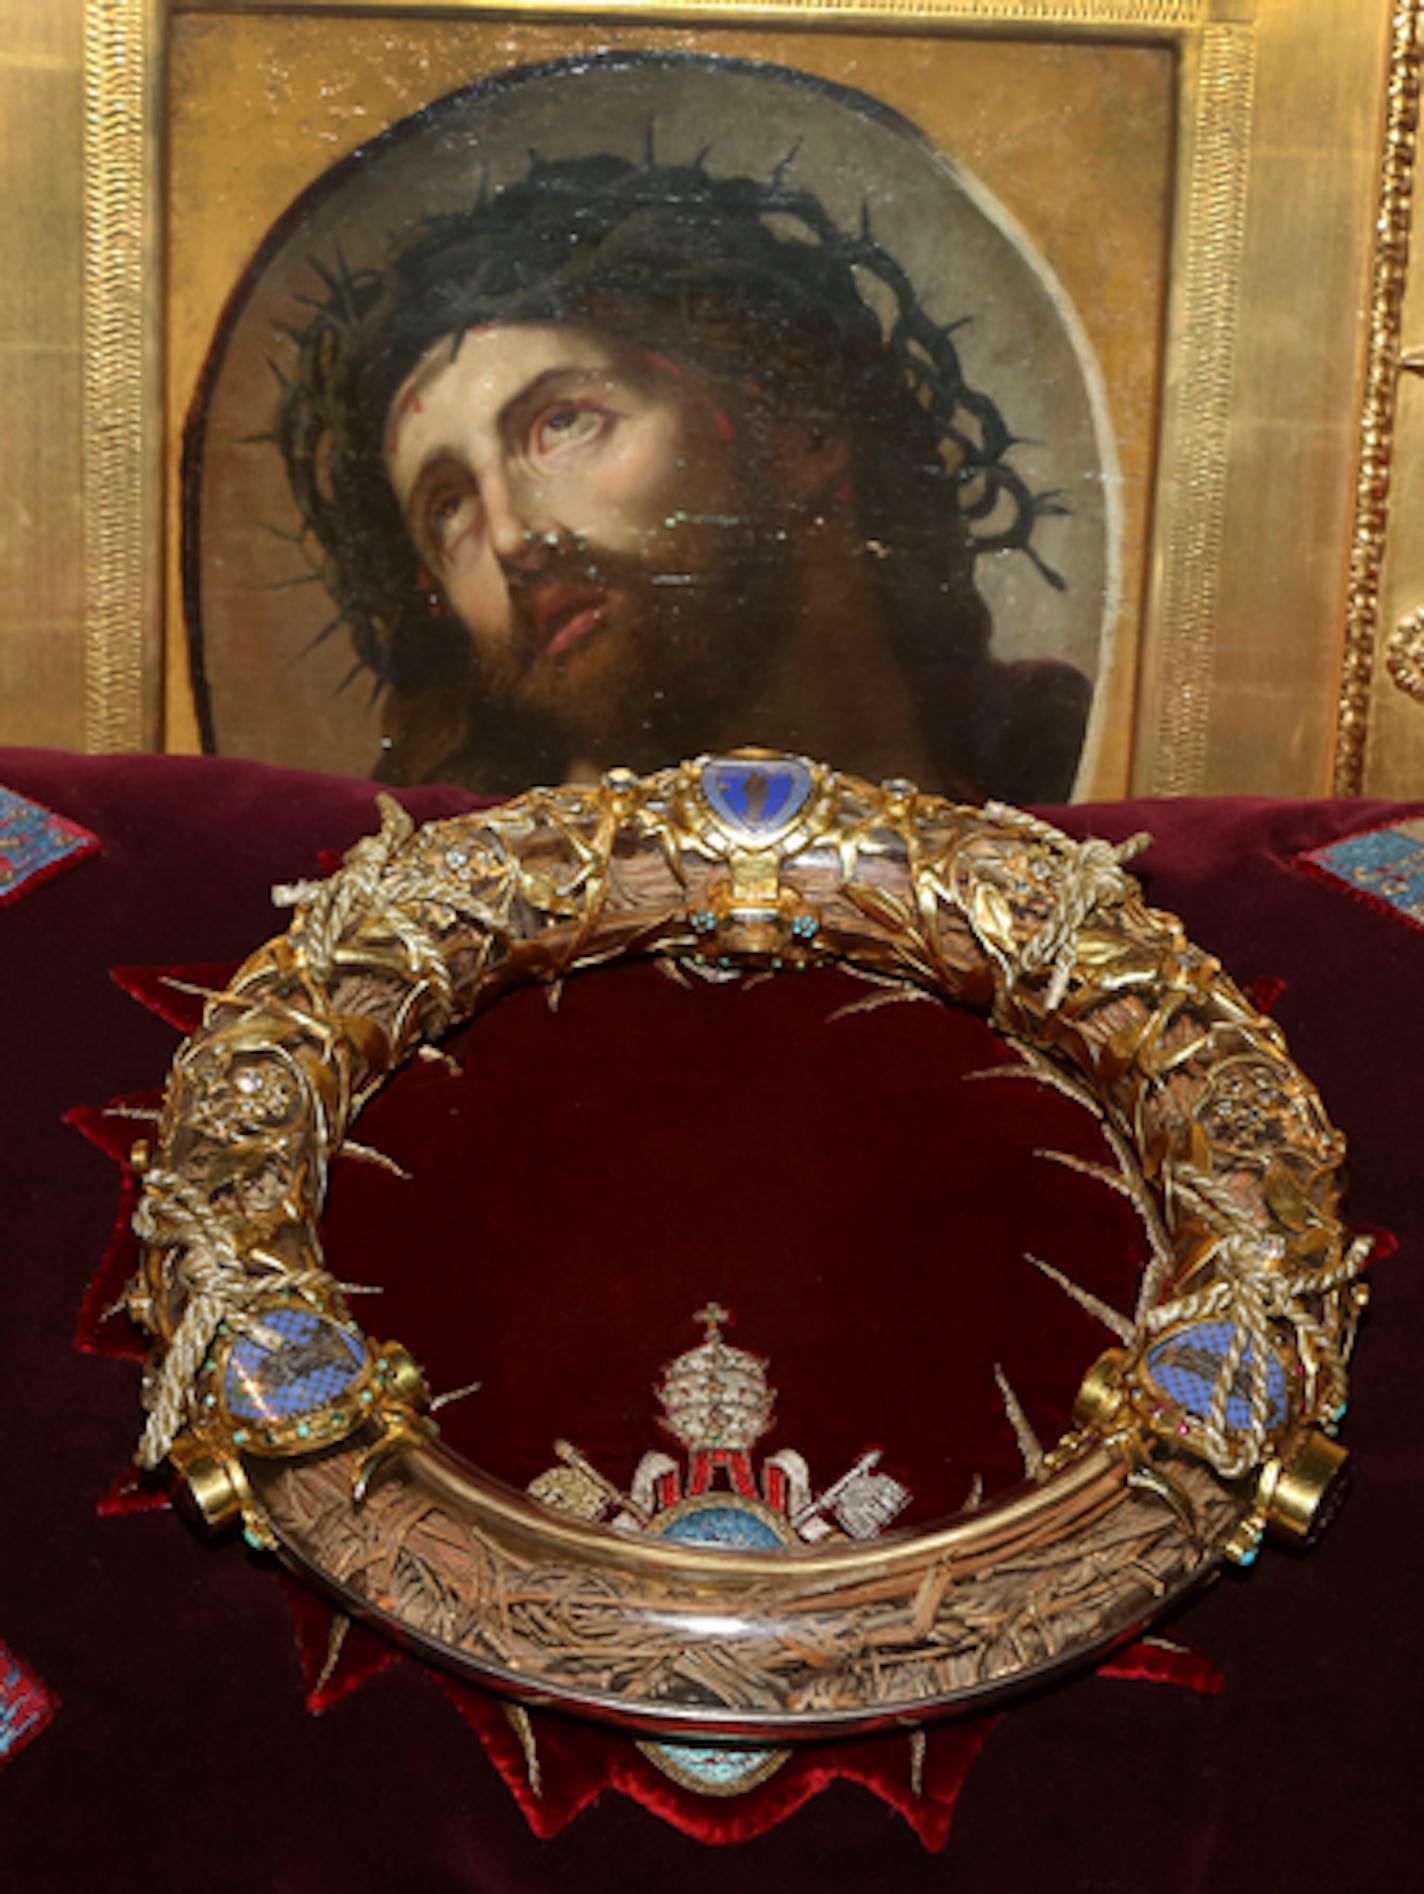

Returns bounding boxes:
[168,1432,250,1531]
[1257,1430,1351,1544]
[1073,1347,1131,1430]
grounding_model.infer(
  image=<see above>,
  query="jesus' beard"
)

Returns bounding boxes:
[413,511,803,795]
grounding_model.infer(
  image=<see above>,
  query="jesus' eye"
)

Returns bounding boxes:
[426,485,480,552]
[531,403,605,457]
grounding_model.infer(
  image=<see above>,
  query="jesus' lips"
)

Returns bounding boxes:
[527,582,612,661]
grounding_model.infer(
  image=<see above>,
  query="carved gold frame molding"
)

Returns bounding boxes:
[73,0,1406,795]
[82,0,163,754]
[1344,1,1424,796]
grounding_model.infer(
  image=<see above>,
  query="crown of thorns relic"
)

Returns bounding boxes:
[126,752,1367,1736]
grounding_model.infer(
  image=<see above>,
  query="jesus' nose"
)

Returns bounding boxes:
[483,474,557,570]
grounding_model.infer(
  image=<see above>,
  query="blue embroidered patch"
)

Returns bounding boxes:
[658,1504,786,1551]
[0,783,98,906]
[1303,817,1424,932]
[0,1639,57,1766]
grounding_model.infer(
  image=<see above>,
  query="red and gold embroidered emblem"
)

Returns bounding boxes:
[529,1303,910,1793]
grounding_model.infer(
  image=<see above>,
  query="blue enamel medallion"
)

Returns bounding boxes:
[223,1307,366,1423]
[644,1738,781,1792]
[659,1504,785,1551]
[700,757,812,840]
[645,1502,789,1790]
[1146,1321,1288,1433]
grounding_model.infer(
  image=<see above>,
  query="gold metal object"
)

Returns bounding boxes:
[168,1431,249,1530]
[83,0,163,754]
[1073,1348,1131,1429]
[375,1343,429,1414]
[352,1415,438,1506]
[1257,1430,1351,1544]
[1138,19,1254,794]
[1222,1511,1265,1568]
[124,751,1368,1736]
[1337,0,1423,793]
[1386,607,1424,703]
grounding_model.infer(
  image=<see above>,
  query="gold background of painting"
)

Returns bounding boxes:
[168,19,1170,792]
[0,0,1412,800]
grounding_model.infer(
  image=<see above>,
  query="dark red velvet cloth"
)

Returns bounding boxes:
[1,747,1421,1890]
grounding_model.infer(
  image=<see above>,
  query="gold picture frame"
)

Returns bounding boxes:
[2,0,1413,797]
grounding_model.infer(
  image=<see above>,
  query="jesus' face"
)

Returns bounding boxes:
[384,320,796,771]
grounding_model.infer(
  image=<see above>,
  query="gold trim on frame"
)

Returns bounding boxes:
[82,0,163,752]
[174,0,1211,24]
[1335,0,1422,795]
[1141,24,1254,796]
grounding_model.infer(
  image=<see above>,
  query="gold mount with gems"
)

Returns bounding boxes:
[1071,1342,1351,1565]
[126,751,1368,1737]
[159,1324,432,1535]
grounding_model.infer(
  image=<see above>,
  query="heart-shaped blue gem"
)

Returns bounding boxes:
[700,757,813,841]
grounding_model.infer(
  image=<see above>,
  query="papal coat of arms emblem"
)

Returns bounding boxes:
[528,1303,911,1794]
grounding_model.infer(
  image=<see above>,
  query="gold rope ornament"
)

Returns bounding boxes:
[125,753,1368,1738]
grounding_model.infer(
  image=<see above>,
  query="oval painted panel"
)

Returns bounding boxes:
[1146,1320,1288,1434]
[224,1308,367,1423]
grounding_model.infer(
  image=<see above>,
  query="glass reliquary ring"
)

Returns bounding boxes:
[127,752,1368,1738]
